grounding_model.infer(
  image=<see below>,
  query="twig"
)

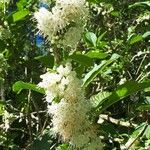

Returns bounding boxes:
[40,117,48,135]
[136,54,147,76]
[50,143,57,150]
[31,98,42,131]
[27,89,33,142]
[131,51,149,62]
[99,114,137,128]
[138,72,150,82]
[0,80,5,101]
[53,45,61,65]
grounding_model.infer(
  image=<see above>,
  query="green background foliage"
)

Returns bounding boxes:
[0,0,150,149]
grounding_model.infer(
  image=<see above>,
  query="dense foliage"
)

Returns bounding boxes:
[0,0,150,150]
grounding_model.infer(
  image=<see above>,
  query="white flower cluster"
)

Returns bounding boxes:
[34,0,88,48]
[2,110,14,131]
[39,63,103,149]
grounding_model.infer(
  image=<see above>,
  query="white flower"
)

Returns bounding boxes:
[38,72,62,88]
[34,7,65,41]
[39,63,103,149]
[57,63,72,76]
[60,26,84,48]
[49,99,90,141]
[34,0,89,48]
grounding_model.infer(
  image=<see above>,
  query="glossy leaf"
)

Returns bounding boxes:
[142,31,150,38]
[145,125,150,139]
[137,104,150,111]
[86,50,108,59]
[69,53,94,67]
[56,144,70,150]
[83,53,120,87]
[34,54,54,68]
[90,91,111,108]
[13,9,30,22]
[94,81,150,114]
[12,81,45,94]
[84,32,97,47]
[129,35,143,45]
[129,1,150,8]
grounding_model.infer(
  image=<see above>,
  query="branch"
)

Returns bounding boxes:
[98,114,137,128]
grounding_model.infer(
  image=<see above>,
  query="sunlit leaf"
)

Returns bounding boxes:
[83,54,120,87]
[56,144,70,150]
[13,9,30,22]
[145,125,150,139]
[84,32,97,47]
[129,1,150,8]
[12,81,45,94]
[93,81,150,114]
[142,31,150,38]
[129,35,143,45]
[90,91,111,108]
[86,50,108,59]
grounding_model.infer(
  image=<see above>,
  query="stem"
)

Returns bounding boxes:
[53,45,61,65]
[31,98,42,132]
[27,89,33,142]
[0,80,5,101]
[99,114,137,128]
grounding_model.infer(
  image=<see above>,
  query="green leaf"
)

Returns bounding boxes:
[69,53,94,67]
[29,129,53,150]
[12,81,45,94]
[16,0,28,10]
[129,1,150,9]
[13,9,30,22]
[123,123,148,149]
[97,31,107,41]
[145,125,150,139]
[142,31,150,39]
[111,11,120,17]
[34,54,54,68]
[129,35,143,45]
[56,144,70,150]
[145,87,150,92]
[82,53,120,87]
[90,91,111,108]
[86,50,108,59]
[84,32,97,47]
[94,81,150,114]
[137,104,150,111]
[131,123,147,137]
